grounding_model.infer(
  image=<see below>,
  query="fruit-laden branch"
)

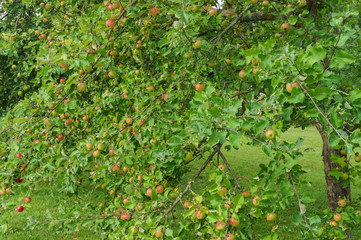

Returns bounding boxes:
[162,142,222,224]
[217,150,243,193]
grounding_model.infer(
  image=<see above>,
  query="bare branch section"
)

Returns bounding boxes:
[218,150,243,193]
[162,143,222,223]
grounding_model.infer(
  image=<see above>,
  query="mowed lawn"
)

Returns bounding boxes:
[4,127,361,239]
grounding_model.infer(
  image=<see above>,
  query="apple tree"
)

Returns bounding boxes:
[0,0,360,239]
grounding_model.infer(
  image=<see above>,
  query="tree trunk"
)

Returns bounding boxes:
[313,121,351,212]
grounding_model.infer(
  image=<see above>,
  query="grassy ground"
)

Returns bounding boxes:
[3,127,360,239]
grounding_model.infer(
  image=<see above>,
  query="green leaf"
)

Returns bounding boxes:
[229,132,241,150]
[307,44,326,64]
[310,87,332,101]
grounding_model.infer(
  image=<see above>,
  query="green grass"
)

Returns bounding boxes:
[3,127,360,239]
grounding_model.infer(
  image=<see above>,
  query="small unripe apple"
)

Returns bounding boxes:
[185,152,193,163]
[338,199,346,207]
[333,213,342,222]
[77,82,87,92]
[230,217,240,227]
[299,0,307,7]
[126,118,133,124]
[86,143,93,150]
[108,70,117,78]
[123,198,129,204]
[281,23,290,30]
[209,8,217,16]
[266,213,276,221]
[227,233,235,240]
[5,188,11,195]
[262,0,269,6]
[24,197,31,203]
[93,150,100,158]
[355,155,361,162]
[147,85,154,92]
[155,229,163,238]
[243,191,250,198]
[251,0,258,4]
[193,40,202,49]
[265,129,276,140]
[122,214,130,220]
[109,149,115,156]
[216,221,226,231]
[239,70,246,79]
[217,187,227,196]
[183,200,192,209]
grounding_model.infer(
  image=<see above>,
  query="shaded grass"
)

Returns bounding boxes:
[4,126,360,239]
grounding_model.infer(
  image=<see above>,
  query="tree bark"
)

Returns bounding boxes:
[313,121,351,212]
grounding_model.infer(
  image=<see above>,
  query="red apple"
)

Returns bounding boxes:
[239,70,246,78]
[65,119,71,126]
[16,153,22,158]
[126,118,133,124]
[150,7,160,17]
[17,206,24,212]
[227,234,235,240]
[112,164,120,172]
[109,149,115,156]
[146,188,152,197]
[122,214,130,220]
[106,19,115,28]
[156,185,164,194]
[60,78,65,83]
[16,177,23,183]
[195,209,205,219]
[195,84,204,92]
[57,135,64,141]
[155,229,163,238]
[230,217,240,227]
[253,196,260,206]
[25,197,31,203]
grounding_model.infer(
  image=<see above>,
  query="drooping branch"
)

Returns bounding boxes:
[162,142,222,224]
